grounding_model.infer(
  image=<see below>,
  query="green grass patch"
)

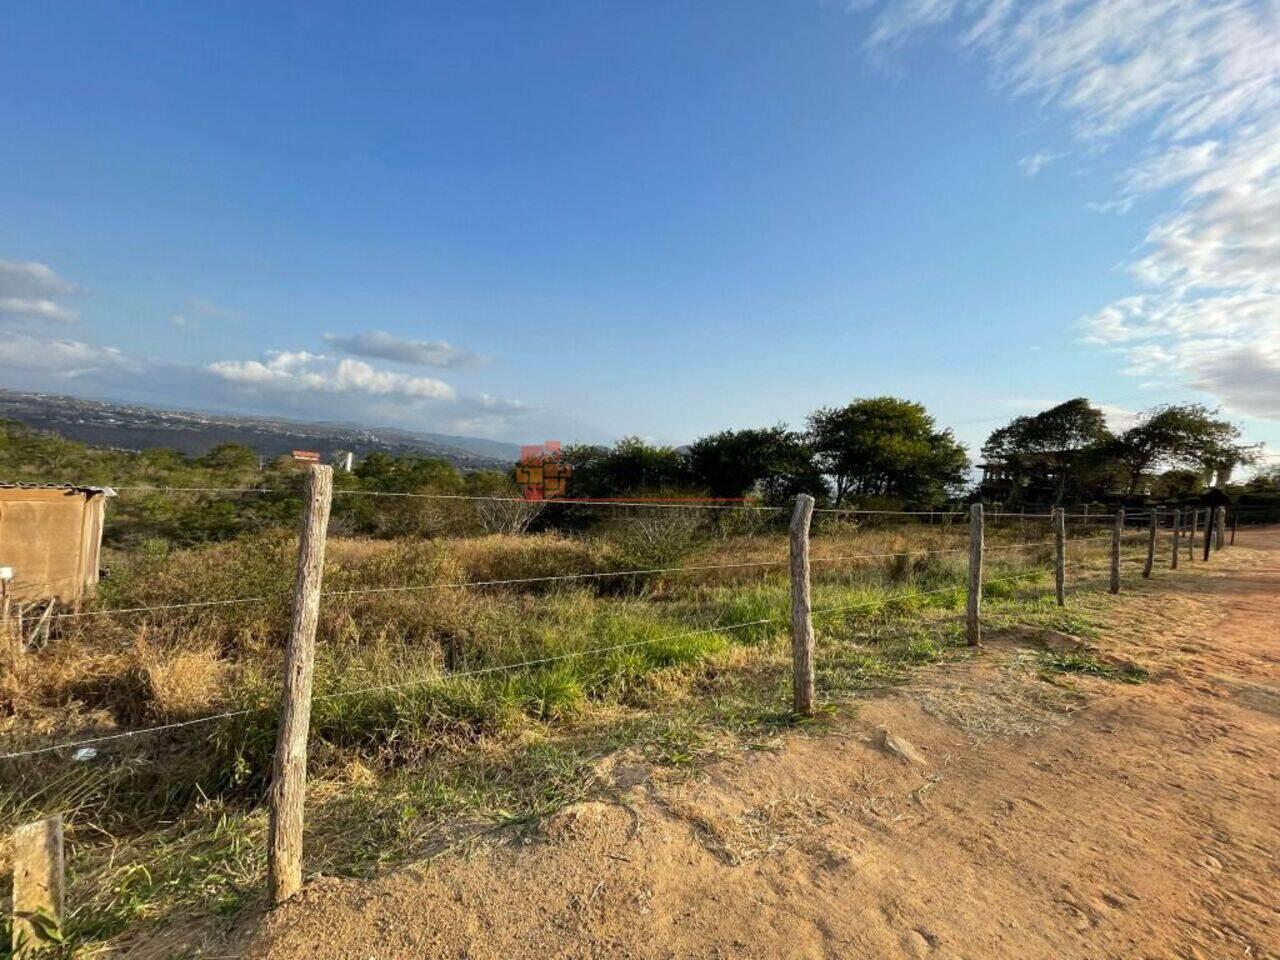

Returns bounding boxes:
[1037,651,1149,684]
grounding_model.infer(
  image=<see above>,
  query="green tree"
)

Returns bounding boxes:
[197,442,259,475]
[981,398,1113,504]
[1244,465,1280,493]
[560,437,690,498]
[807,397,967,505]
[1150,468,1206,499]
[686,426,812,499]
[1111,404,1254,495]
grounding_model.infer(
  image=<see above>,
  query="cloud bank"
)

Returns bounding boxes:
[0,260,79,324]
[863,0,1280,420]
[0,257,534,438]
[209,351,457,400]
[323,331,483,369]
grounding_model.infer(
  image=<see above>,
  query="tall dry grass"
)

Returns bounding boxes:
[1,510,1085,954]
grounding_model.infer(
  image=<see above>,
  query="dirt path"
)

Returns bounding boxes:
[237,530,1279,960]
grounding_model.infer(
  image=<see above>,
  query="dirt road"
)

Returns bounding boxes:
[239,530,1279,960]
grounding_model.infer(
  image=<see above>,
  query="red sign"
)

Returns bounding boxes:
[291,450,321,462]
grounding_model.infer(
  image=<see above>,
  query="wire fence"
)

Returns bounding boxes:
[0,480,1246,951]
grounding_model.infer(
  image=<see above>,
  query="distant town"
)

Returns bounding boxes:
[0,390,519,469]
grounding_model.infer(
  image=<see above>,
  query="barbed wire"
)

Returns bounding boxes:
[109,484,962,515]
[48,595,275,621]
[42,536,1124,620]
[0,565,1064,761]
[2,523,1216,760]
[105,484,1251,521]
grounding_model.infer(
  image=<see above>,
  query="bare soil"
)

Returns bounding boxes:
[209,530,1280,959]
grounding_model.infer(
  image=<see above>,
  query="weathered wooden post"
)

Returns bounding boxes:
[11,816,64,953]
[789,494,816,716]
[1142,508,1157,579]
[1053,507,1066,607]
[1170,508,1181,570]
[268,463,334,904]
[1188,509,1198,560]
[1110,508,1124,594]
[1215,506,1226,551]
[1202,507,1214,562]
[1230,508,1238,545]
[967,503,984,645]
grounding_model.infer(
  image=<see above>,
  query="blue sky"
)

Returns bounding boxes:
[2,1,1277,466]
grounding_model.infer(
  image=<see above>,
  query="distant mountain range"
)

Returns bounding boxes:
[0,390,522,469]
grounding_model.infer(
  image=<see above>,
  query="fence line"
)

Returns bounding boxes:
[111,484,966,515]
[0,534,1145,762]
[75,482,1217,522]
[2,478,1249,944]
[43,538,1117,622]
[0,567,1073,763]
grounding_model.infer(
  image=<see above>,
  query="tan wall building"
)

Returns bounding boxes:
[0,484,112,602]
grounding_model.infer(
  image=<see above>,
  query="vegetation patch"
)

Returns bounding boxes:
[1037,651,1149,684]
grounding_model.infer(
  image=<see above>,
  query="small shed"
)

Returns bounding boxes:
[0,483,114,602]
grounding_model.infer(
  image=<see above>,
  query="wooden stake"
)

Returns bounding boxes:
[789,494,816,716]
[1188,509,1198,560]
[12,816,64,954]
[1230,509,1238,545]
[1110,508,1124,594]
[1170,509,1180,570]
[268,464,334,904]
[1215,506,1226,551]
[1202,507,1214,562]
[1053,506,1066,607]
[1142,508,1157,579]
[967,503,984,645]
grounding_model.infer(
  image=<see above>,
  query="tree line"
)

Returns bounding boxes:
[0,394,1271,546]
[563,396,1260,508]
[563,397,968,506]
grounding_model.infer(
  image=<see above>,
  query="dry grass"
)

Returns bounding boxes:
[0,511,1110,956]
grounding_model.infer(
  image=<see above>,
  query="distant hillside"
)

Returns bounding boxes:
[0,390,521,469]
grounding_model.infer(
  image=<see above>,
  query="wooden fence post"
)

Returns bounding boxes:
[1110,508,1124,594]
[11,816,64,954]
[1188,509,1198,561]
[1052,507,1066,607]
[1170,508,1180,570]
[1202,507,1214,562]
[268,464,334,905]
[967,503,984,645]
[1230,508,1238,545]
[1215,506,1226,551]
[1142,508,1157,579]
[789,494,816,716]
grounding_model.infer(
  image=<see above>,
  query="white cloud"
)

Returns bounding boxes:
[0,260,74,297]
[208,351,457,400]
[0,297,78,324]
[1095,403,1140,433]
[861,0,1280,421]
[187,298,241,320]
[1018,151,1057,177]
[0,260,78,323]
[323,330,483,369]
[0,333,132,376]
